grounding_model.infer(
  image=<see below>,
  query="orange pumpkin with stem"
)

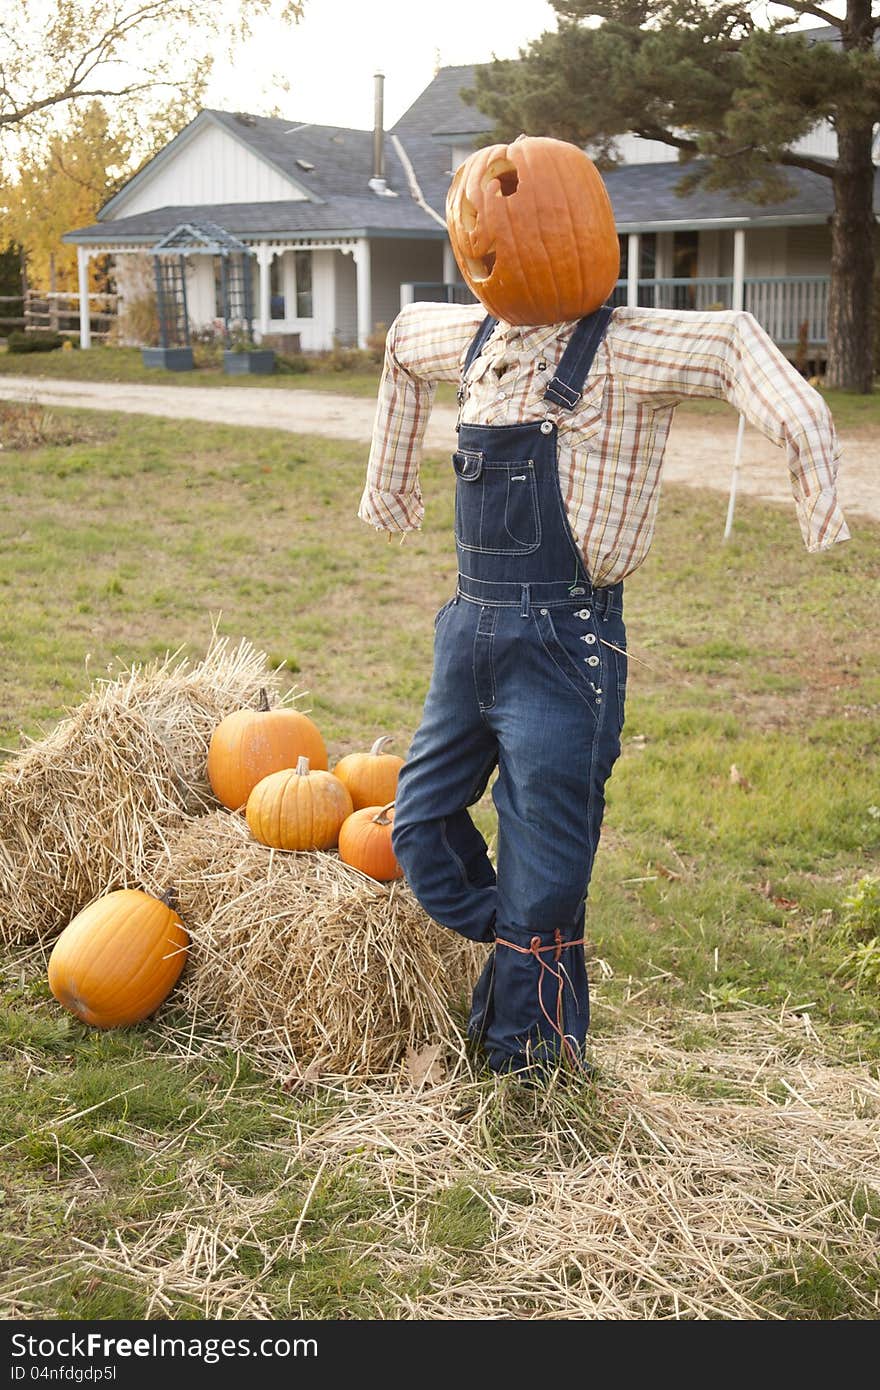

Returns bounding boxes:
[338,802,402,882]
[446,135,619,327]
[208,688,327,810]
[48,887,189,1029]
[246,756,353,851]
[333,736,404,810]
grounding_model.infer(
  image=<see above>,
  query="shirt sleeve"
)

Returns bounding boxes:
[358,302,484,533]
[609,307,851,553]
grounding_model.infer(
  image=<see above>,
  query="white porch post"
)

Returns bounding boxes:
[732,228,746,311]
[354,237,372,349]
[443,238,458,287]
[626,232,640,308]
[257,244,271,337]
[77,246,91,349]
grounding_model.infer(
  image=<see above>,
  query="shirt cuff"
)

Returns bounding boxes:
[357,485,424,532]
[795,486,852,553]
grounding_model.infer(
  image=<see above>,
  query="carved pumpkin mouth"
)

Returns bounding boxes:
[456,154,519,283]
[464,248,496,282]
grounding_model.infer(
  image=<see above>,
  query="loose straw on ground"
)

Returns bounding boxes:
[2,1002,876,1320]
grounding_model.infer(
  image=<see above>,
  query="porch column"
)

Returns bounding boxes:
[257,244,271,338]
[626,232,640,308]
[443,238,458,287]
[354,237,372,349]
[732,228,746,311]
[77,246,91,349]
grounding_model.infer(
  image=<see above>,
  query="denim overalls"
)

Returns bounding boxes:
[392,308,627,1074]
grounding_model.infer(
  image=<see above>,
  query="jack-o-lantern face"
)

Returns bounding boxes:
[446,136,620,326]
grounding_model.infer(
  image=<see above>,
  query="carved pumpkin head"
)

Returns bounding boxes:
[446,135,619,327]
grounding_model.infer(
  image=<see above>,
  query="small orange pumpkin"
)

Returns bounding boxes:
[338,802,403,882]
[47,887,189,1029]
[446,135,619,326]
[333,736,405,810]
[208,688,328,810]
[246,755,353,851]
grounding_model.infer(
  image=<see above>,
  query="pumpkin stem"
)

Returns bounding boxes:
[295,755,311,776]
[369,736,394,757]
[373,800,395,825]
[159,885,179,911]
[258,688,270,712]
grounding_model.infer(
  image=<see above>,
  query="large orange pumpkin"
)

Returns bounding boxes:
[333,736,404,810]
[246,756,353,851]
[48,888,189,1029]
[207,688,327,810]
[338,802,403,882]
[446,135,619,326]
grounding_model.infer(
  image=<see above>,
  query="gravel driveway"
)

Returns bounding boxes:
[1,373,876,523]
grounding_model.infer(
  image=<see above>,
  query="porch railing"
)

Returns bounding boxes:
[400,281,475,307]
[611,275,830,345]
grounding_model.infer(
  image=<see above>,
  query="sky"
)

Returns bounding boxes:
[206,0,560,128]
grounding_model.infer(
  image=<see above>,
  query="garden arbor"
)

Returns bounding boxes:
[145,220,258,370]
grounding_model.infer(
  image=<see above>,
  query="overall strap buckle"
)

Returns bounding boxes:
[543,378,582,410]
[542,304,613,414]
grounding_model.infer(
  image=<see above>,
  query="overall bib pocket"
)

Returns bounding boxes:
[453,450,541,556]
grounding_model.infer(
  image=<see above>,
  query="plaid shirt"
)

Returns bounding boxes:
[359,302,850,585]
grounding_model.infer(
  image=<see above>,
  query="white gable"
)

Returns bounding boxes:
[109,121,308,218]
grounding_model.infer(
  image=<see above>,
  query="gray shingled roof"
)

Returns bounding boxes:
[393,64,490,139]
[63,193,446,244]
[603,159,848,230]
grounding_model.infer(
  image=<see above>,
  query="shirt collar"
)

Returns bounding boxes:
[491,319,581,356]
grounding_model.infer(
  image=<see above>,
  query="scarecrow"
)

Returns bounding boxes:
[359,136,850,1079]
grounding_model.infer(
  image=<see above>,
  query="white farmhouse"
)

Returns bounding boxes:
[64,31,871,359]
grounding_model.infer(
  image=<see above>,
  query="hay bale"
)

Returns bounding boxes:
[0,637,292,948]
[145,811,485,1075]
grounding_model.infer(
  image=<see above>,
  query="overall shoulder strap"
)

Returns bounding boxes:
[543,305,613,411]
[462,314,497,377]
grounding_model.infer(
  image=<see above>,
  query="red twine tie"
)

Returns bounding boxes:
[494,928,586,1071]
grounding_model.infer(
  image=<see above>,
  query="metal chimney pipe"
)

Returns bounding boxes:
[373,71,385,181]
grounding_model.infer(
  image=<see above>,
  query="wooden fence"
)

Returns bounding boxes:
[0,295,25,334]
[0,291,118,342]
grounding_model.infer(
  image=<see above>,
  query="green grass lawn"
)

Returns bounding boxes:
[1,403,878,1319]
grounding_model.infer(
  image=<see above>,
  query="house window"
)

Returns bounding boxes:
[294,250,313,318]
[270,254,285,319]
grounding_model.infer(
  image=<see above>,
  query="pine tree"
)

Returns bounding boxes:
[468,1,880,392]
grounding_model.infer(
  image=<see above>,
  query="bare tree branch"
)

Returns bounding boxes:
[772,1,847,27]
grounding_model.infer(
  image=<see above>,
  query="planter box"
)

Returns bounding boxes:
[142,347,194,371]
[223,349,275,375]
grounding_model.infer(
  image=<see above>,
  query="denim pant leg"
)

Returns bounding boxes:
[392,601,499,944]
[470,606,626,1071]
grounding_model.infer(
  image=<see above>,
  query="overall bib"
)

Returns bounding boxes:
[392,308,627,1074]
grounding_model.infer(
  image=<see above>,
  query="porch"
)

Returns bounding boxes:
[74,232,444,352]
